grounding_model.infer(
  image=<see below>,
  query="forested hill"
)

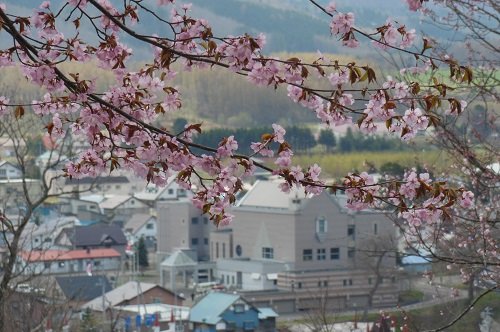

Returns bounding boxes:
[2,0,460,57]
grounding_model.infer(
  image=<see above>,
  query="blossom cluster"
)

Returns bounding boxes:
[0,0,477,229]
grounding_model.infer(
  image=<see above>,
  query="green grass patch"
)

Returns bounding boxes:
[292,150,452,178]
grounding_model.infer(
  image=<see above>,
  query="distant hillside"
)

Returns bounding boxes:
[1,0,461,58]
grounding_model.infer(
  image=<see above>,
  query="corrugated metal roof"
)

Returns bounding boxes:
[83,281,159,311]
[257,307,278,319]
[189,293,240,325]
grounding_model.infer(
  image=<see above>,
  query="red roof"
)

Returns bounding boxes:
[19,248,121,262]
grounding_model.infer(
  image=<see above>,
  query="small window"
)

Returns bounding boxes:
[317,248,326,260]
[330,247,340,260]
[349,279,353,286]
[368,278,372,285]
[168,189,174,195]
[374,223,378,235]
[316,216,327,234]
[222,243,226,258]
[44,262,51,269]
[343,279,347,286]
[191,238,199,246]
[203,217,208,224]
[303,249,313,261]
[204,238,209,245]
[318,281,322,288]
[191,217,199,225]
[297,282,302,289]
[235,245,242,257]
[234,304,245,313]
[323,281,328,287]
[94,261,101,267]
[262,247,274,259]
[348,225,355,240]
[146,223,154,229]
[115,185,121,190]
[58,262,65,268]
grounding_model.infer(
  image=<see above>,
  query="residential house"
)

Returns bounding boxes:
[70,223,128,255]
[58,197,105,223]
[0,160,22,179]
[62,175,141,196]
[54,275,112,308]
[123,213,157,248]
[214,180,399,312]
[134,178,191,208]
[83,281,184,312]
[0,136,25,158]
[0,178,43,206]
[16,248,121,275]
[189,292,277,332]
[80,194,150,225]
[21,215,80,250]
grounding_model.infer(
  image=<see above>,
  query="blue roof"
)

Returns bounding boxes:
[402,255,430,265]
[189,293,240,325]
[258,307,278,319]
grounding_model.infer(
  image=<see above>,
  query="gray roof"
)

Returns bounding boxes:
[161,250,197,267]
[55,275,111,302]
[83,281,159,311]
[65,176,130,185]
[189,293,241,325]
[74,224,127,247]
[236,180,310,209]
[124,214,155,234]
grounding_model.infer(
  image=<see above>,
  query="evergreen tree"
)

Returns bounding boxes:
[318,129,336,152]
[137,236,149,269]
[80,308,98,332]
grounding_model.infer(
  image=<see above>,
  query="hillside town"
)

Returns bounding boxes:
[0,132,455,332]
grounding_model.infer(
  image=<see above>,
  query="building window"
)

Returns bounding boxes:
[222,243,226,258]
[94,261,100,267]
[303,249,313,261]
[168,188,174,195]
[203,217,208,224]
[191,238,198,246]
[235,245,242,257]
[368,277,372,285]
[204,238,209,245]
[216,243,219,258]
[44,262,51,269]
[317,248,326,260]
[348,225,356,240]
[373,223,378,235]
[330,247,340,260]
[318,281,322,288]
[234,304,245,313]
[262,247,274,259]
[348,247,356,259]
[146,223,154,230]
[316,216,327,233]
[191,217,199,224]
[343,279,353,287]
[323,281,328,287]
[297,282,302,289]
